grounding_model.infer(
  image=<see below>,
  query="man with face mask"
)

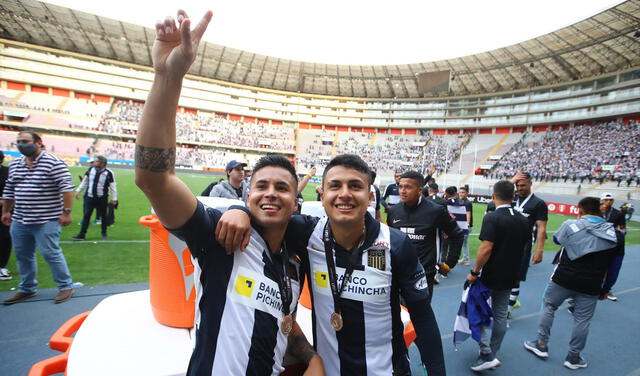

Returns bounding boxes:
[1,131,75,305]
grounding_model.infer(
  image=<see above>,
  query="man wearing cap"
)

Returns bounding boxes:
[72,155,117,241]
[209,160,248,200]
[599,192,626,301]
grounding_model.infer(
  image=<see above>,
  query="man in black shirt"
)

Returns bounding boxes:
[599,192,626,301]
[425,183,447,207]
[524,197,618,370]
[509,172,548,315]
[388,170,464,303]
[466,180,529,371]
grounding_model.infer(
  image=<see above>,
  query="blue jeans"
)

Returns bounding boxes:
[10,221,73,292]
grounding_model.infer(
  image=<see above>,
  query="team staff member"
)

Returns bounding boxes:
[458,186,473,265]
[388,170,464,303]
[134,11,322,375]
[72,155,117,241]
[466,181,529,371]
[599,192,626,301]
[220,156,447,375]
[425,183,447,207]
[381,171,401,213]
[509,172,548,314]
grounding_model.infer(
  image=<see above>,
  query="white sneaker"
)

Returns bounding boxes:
[0,268,12,281]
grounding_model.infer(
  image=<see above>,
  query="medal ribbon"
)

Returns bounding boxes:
[265,242,292,317]
[322,222,364,316]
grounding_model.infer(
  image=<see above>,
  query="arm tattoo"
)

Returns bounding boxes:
[135,145,175,172]
[287,328,316,365]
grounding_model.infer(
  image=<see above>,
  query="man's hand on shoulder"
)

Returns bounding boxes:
[216,208,251,253]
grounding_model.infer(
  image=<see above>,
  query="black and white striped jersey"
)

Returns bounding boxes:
[77,166,117,199]
[2,152,74,224]
[286,213,432,375]
[170,201,302,376]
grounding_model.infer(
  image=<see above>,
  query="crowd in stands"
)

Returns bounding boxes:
[297,131,468,176]
[101,101,295,151]
[491,121,640,185]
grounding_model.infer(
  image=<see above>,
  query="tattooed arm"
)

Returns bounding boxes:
[135,10,212,229]
[287,322,325,375]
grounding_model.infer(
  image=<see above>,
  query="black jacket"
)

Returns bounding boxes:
[387,197,464,274]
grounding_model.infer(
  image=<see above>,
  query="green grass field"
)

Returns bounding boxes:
[1,167,637,292]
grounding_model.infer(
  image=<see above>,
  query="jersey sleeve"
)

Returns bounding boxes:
[284,214,319,257]
[535,200,549,222]
[168,200,223,259]
[390,230,430,304]
[478,213,497,243]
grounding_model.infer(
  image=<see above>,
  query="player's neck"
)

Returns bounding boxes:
[331,219,365,250]
[262,226,286,254]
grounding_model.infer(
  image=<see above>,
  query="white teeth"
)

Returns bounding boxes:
[261,204,279,210]
[337,205,353,209]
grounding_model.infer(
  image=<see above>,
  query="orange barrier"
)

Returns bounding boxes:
[403,321,416,349]
[299,279,312,309]
[139,214,195,328]
[28,311,91,376]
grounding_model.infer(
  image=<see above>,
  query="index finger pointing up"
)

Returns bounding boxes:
[191,10,213,43]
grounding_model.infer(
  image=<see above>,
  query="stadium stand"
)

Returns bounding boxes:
[491,121,640,185]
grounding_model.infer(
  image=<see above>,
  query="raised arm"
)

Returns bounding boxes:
[134,10,212,229]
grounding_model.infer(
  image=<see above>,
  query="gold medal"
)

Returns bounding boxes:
[330,312,343,331]
[281,314,293,335]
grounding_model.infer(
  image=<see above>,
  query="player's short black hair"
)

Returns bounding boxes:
[400,170,424,187]
[493,180,515,202]
[428,183,439,192]
[459,185,469,192]
[323,154,372,186]
[578,197,601,216]
[445,186,457,196]
[252,154,298,187]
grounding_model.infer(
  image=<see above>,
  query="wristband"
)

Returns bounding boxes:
[62,208,72,214]
[470,269,480,277]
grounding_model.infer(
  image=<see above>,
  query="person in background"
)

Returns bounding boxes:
[2,131,75,305]
[296,166,316,214]
[209,160,247,200]
[466,180,529,371]
[524,197,619,370]
[369,170,381,220]
[458,186,473,265]
[0,151,12,281]
[426,183,447,207]
[509,172,547,318]
[72,155,117,241]
[388,170,464,303]
[599,192,626,302]
[200,177,225,196]
[381,170,402,214]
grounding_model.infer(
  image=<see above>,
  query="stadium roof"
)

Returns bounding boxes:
[1,0,639,99]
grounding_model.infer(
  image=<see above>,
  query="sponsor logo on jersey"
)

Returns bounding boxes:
[230,267,299,319]
[315,271,329,288]
[311,262,391,302]
[367,248,386,271]
[235,275,255,297]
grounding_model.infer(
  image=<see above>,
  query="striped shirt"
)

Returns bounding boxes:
[2,152,74,225]
[286,214,432,375]
[170,202,301,376]
[77,167,117,199]
[447,198,469,235]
